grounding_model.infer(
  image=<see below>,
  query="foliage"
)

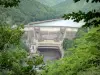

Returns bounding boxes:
[53,0,100,16]
[42,26,100,75]
[0,0,20,7]
[62,38,73,50]
[63,27,87,57]
[37,0,65,6]
[0,24,23,51]
[1,0,100,25]
[75,27,88,38]
[0,24,44,75]
[74,0,100,3]
[0,48,44,75]
[63,10,100,27]
[0,48,27,75]
[63,0,100,27]
[0,0,58,25]
[43,0,100,74]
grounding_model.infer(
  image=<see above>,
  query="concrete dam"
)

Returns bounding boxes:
[22,19,84,62]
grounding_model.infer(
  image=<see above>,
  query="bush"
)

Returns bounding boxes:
[42,26,100,75]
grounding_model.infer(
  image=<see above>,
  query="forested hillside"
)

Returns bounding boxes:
[36,0,65,6]
[53,0,100,15]
[41,0,100,75]
[0,0,57,25]
[42,27,100,75]
[36,0,100,20]
[0,0,99,25]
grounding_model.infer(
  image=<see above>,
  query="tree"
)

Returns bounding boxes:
[42,24,100,75]
[63,0,100,27]
[0,24,23,51]
[0,1,44,75]
[42,0,100,75]
[0,24,44,75]
[0,48,44,75]
[62,38,73,50]
[0,0,58,25]
[74,0,100,3]
[0,0,20,7]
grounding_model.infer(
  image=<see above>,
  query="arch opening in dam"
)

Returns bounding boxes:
[37,46,61,62]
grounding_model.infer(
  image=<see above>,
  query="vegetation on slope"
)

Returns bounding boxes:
[0,0,58,25]
[42,25,100,75]
[41,0,100,75]
[0,2,43,75]
[0,0,20,7]
[1,0,99,25]
[53,0,100,16]
[36,0,65,6]
[0,24,44,75]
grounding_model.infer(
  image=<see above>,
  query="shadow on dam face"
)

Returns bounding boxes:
[37,46,62,62]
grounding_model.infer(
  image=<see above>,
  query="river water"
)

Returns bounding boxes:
[38,48,61,62]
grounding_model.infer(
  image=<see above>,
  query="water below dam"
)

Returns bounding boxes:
[38,47,61,62]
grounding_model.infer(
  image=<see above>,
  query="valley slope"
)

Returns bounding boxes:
[36,0,65,6]
[0,0,100,25]
[0,0,58,25]
[53,0,100,15]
